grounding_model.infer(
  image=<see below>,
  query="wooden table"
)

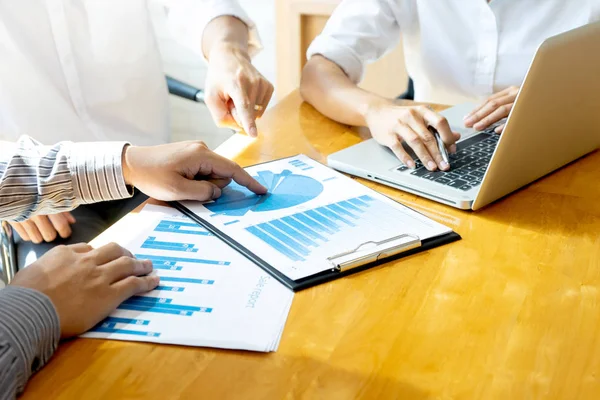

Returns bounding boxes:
[24,92,600,399]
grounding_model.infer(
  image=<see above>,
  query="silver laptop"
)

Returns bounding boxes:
[328,22,600,210]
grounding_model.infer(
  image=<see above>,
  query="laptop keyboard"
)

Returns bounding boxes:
[395,131,499,192]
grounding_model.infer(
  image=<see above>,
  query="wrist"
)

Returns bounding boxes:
[208,41,250,62]
[203,15,250,61]
[362,96,396,126]
[122,144,134,186]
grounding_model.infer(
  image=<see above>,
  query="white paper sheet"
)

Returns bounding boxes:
[182,155,453,280]
[82,205,294,352]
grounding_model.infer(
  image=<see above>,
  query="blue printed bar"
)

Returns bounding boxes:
[117,304,194,316]
[117,303,212,315]
[102,322,116,329]
[135,254,230,266]
[316,206,355,227]
[359,195,374,202]
[294,213,333,234]
[302,167,313,170]
[271,220,317,247]
[91,326,161,337]
[144,238,194,249]
[323,177,336,182]
[159,277,214,285]
[152,264,183,271]
[224,220,240,226]
[141,243,199,252]
[258,223,310,256]
[349,197,369,208]
[246,226,304,262]
[127,296,173,305]
[283,216,328,242]
[339,200,363,213]
[154,227,211,236]
[306,210,339,231]
[328,203,359,219]
[104,317,150,326]
[157,220,200,228]
[155,285,185,292]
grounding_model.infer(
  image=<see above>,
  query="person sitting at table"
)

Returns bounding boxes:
[1,0,273,269]
[0,136,267,399]
[299,0,599,171]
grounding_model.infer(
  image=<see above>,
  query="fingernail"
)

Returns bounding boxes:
[440,161,449,170]
[449,144,457,154]
[249,127,258,137]
[143,259,153,268]
[151,275,160,285]
[212,187,222,199]
[427,161,437,170]
[464,116,474,125]
[463,114,470,120]
[407,160,416,169]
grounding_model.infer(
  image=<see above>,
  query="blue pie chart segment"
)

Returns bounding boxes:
[205,170,324,217]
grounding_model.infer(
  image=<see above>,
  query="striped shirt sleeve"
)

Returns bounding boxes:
[0,286,60,399]
[0,135,133,222]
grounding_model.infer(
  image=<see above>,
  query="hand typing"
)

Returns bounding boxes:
[464,86,520,133]
[364,101,460,171]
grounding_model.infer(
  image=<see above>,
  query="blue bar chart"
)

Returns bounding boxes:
[153,220,211,236]
[245,195,376,262]
[141,236,199,252]
[288,159,313,171]
[116,295,213,317]
[83,204,295,351]
[135,254,230,266]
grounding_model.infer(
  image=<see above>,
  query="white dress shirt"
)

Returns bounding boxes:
[0,0,260,145]
[307,0,600,105]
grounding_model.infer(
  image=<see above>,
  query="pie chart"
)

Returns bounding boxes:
[205,170,323,217]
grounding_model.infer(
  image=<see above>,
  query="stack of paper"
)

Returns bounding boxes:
[82,205,294,352]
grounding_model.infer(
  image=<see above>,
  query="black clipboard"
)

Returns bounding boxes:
[171,156,461,292]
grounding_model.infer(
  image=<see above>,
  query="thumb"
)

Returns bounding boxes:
[205,92,238,129]
[174,178,222,202]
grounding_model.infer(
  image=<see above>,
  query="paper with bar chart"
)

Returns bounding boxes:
[82,205,294,352]
[181,155,453,280]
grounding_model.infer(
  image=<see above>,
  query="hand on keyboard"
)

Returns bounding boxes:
[463,86,520,133]
[365,102,461,172]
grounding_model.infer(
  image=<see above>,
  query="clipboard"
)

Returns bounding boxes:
[171,156,461,292]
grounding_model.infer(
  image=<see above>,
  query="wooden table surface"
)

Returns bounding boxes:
[24,92,600,399]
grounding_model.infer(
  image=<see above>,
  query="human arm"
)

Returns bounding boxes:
[166,0,273,137]
[0,136,266,222]
[0,287,59,400]
[299,0,458,170]
[0,242,161,398]
[463,86,520,133]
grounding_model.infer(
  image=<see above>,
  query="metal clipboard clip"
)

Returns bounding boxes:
[326,233,422,272]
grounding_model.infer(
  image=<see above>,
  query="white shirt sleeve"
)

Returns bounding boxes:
[164,0,262,60]
[306,0,401,83]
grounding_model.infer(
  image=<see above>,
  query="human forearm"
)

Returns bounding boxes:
[0,287,60,399]
[202,15,249,61]
[200,13,273,138]
[0,136,131,221]
[300,56,393,127]
[301,56,459,171]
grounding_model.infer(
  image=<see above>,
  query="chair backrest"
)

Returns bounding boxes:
[396,78,414,101]
[166,76,205,103]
